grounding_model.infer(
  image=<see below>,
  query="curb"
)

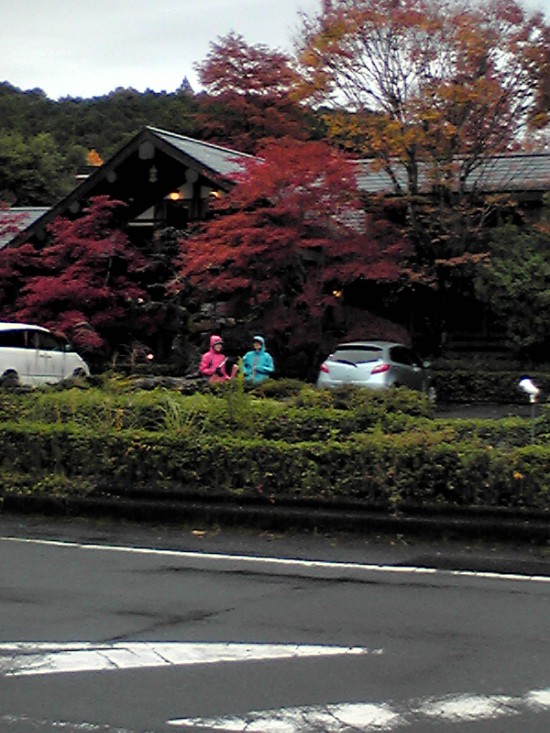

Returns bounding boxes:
[2,493,549,544]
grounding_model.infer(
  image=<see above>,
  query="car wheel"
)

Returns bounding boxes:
[0,370,20,388]
[426,385,437,402]
[72,368,87,378]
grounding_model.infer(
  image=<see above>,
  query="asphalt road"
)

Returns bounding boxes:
[1,515,549,732]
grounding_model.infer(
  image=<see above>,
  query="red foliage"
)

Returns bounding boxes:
[6,196,156,354]
[195,32,313,152]
[195,94,313,154]
[0,242,40,311]
[0,202,47,311]
[175,139,411,358]
[197,32,300,98]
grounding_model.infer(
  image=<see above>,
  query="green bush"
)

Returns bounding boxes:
[0,384,434,441]
[1,419,548,511]
[251,378,308,401]
[1,383,548,516]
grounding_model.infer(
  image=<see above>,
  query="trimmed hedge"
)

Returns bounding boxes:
[1,381,549,517]
[1,421,548,512]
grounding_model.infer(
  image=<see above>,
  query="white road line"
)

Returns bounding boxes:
[0,641,376,677]
[0,714,132,732]
[167,689,550,731]
[1,535,549,584]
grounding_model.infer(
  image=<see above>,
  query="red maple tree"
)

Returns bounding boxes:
[5,196,157,356]
[174,139,411,371]
[195,32,316,153]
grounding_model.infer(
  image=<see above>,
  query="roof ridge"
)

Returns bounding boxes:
[356,151,550,164]
[6,206,50,212]
[145,125,255,159]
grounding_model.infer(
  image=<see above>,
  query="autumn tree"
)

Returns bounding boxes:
[4,197,158,358]
[297,0,550,262]
[173,139,411,375]
[195,32,319,153]
[531,23,550,131]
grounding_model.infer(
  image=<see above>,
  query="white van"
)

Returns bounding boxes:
[0,322,90,387]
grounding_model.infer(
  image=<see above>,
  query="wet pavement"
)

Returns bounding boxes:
[435,402,539,419]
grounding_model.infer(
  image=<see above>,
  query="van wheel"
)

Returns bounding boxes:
[0,370,20,388]
[72,368,87,378]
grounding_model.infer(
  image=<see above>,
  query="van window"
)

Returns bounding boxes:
[34,330,65,351]
[0,329,29,348]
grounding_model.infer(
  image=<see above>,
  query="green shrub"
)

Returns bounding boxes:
[0,385,436,442]
[1,420,548,511]
[1,382,548,516]
[252,378,307,400]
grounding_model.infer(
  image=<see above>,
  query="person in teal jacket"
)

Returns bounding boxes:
[242,335,274,384]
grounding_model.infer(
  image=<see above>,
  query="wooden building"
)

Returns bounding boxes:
[2,126,253,248]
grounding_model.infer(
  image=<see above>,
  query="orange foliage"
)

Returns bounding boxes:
[296,0,550,259]
[86,149,104,166]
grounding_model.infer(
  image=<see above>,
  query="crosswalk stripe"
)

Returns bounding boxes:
[0,641,376,677]
[167,689,550,730]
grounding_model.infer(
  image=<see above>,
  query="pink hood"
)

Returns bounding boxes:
[199,335,229,378]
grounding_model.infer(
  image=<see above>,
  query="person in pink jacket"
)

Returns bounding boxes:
[199,335,236,382]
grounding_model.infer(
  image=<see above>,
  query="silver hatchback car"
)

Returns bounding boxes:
[317,341,436,400]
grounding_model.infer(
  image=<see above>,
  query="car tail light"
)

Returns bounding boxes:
[319,363,330,374]
[371,362,390,375]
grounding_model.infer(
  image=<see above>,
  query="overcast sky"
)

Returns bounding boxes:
[2,0,550,101]
[1,0,318,100]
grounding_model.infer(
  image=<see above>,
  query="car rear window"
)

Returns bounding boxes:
[331,346,383,364]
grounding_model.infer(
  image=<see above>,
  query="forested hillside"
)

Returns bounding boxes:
[0,59,322,207]
[0,80,201,205]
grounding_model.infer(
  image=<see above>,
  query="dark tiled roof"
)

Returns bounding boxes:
[356,152,550,194]
[472,154,550,191]
[147,126,253,180]
[4,127,550,248]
